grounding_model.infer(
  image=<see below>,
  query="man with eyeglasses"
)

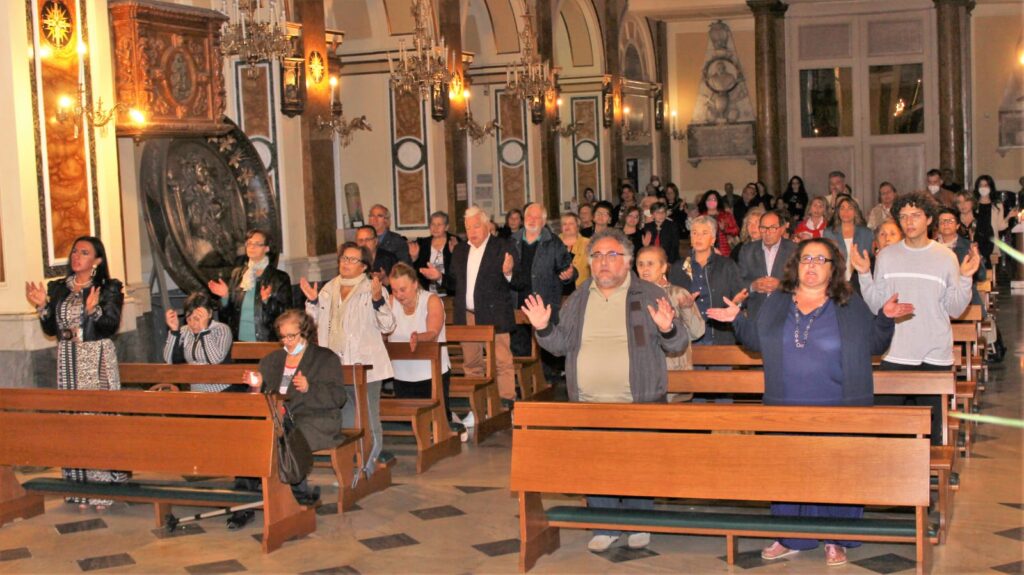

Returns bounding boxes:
[738,210,796,318]
[355,225,398,283]
[851,191,979,444]
[520,228,688,554]
[368,204,411,264]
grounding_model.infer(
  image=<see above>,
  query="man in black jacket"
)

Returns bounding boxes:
[737,210,797,318]
[369,204,411,263]
[355,225,398,281]
[422,206,522,403]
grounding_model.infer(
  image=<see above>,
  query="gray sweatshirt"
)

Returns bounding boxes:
[858,240,971,366]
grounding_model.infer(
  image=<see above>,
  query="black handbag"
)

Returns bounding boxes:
[265,395,314,484]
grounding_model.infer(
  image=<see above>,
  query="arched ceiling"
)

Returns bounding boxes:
[620,14,655,82]
[558,0,594,68]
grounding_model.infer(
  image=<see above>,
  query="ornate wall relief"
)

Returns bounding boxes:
[390,89,429,229]
[496,90,528,213]
[571,97,600,200]
[27,0,100,277]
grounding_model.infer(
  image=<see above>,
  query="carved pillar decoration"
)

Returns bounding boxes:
[439,0,467,231]
[295,0,337,255]
[934,0,970,185]
[535,0,560,218]
[655,20,671,183]
[747,0,788,196]
[390,91,430,229]
[497,91,529,213]
[604,0,625,190]
[571,97,601,199]
[960,1,975,186]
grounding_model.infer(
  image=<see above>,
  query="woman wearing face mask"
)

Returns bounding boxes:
[697,190,740,257]
[246,309,347,508]
[25,236,126,511]
[208,229,293,342]
[973,175,1018,270]
[299,242,395,474]
[164,292,233,392]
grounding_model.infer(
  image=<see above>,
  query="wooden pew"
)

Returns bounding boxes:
[513,311,554,401]
[666,369,958,544]
[0,389,314,553]
[381,342,461,473]
[690,345,762,367]
[119,362,389,513]
[511,401,933,573]
[446,325,513,444]
[231,341,282,362]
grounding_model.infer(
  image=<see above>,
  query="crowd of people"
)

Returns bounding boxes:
[24,168,1017,560]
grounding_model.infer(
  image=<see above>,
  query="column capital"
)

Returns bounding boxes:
[746,0,788,17]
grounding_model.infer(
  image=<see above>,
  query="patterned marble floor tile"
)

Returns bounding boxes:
[991,559,1024,574]
[0,547,31,562]
[717,549,789,569]
[409,504,466,520]
[54,518,107,535]
[184,559,247,574]
[472,538,520,557]
[358,533,419,551]
[995,527,1024,541]
[851,552,918,574]
[76,552,135,571]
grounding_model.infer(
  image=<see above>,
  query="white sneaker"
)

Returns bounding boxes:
[587,534,619,553]
[626,532,651,549]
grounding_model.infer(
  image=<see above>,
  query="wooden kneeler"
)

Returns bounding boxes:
[446,325,512,444]
[381,342,461,473]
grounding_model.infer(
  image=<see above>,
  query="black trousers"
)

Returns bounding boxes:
[876,361,948,446]
[393,371,452,422]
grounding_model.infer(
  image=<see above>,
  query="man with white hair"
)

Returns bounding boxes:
[369,204,411,263]
[422,206,520,404]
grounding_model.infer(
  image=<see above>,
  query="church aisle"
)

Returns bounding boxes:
[0,296,1020,574]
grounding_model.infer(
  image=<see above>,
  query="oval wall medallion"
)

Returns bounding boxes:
[40,0,73,50]
[574,140,598,163]
[165,49,195,104]
[394,138,426,171]
[499,139,526,166]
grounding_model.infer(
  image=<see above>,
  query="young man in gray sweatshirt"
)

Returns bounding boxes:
[851,191,979,444]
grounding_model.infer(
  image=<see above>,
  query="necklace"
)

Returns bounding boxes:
[792,298,828,349]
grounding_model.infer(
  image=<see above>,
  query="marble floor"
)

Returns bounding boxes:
[1,295,1021,574]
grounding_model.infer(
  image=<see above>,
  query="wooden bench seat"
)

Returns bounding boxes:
[511,401,933,573]
[446,325,512,444]
[381,342,461,473]
[0,389,314,553]
[513,311,553,401]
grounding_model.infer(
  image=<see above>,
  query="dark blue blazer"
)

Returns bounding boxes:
[732,292,895,406]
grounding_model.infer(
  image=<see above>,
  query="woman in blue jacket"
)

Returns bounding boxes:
[708,238,912,567]
[823,195,874,293]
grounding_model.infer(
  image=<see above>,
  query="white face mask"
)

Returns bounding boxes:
[979,186,991,197]
[928,185,940,194]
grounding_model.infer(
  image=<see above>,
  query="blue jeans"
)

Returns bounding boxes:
[586,496,654,536]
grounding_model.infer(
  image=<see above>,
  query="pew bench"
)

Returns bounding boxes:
[513,311,554,401]
[0,389,315,553]
[381,343,461,473]
[119,362,389,513]
[511,402,933,573]
[446,325,512,444]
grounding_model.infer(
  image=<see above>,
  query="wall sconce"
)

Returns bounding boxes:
[601,78,613,128]
[653,87,664,131]
[431,80,450,121]
[280,56,306,117]
[669,110,686,141]
[551,97,581,138]
[456,88,501,144]
[318,76,371,146]
[56,83,145,139]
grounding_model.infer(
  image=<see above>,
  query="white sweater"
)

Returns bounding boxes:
[307,276,396,382]
[858,240,971,366]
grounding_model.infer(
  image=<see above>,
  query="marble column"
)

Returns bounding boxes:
[747,0,787,197]
[934,0,970,185]
[439,0,468,232]
[655,20,671,183]
[604,0,624,192]
[295,0,338,255]
[536,0,560,218]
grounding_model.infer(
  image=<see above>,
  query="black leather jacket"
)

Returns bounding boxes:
[41,278,124,341]
[219,264,292,342]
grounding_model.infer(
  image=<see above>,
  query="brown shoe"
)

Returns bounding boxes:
[825,544,847,566]
[761,541,799,560]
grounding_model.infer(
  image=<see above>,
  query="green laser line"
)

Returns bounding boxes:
[948,411,1024,429]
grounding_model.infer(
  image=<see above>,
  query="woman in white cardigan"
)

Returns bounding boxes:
[301,242,395,473]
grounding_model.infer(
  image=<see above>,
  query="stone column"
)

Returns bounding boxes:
[934,0,970,185]
[603,0,625,193]
[656,20,671,183]
[536,0,560,218]
[439,0,468,232]
[295,0,338,255]
[747,0,787,196]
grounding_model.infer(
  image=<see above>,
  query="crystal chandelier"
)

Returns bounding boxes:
[388,0,453,102]
[504,4,556,123]
[220,0,292,78]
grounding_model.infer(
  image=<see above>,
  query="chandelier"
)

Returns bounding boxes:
[504,4,557,124]
[221,0,292,77]
[388,0,453,103]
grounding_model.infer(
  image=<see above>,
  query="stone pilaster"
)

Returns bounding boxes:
[655,20,671,183]
[747,0,788,196]
[536,0,560,217]
[439,0,468,232]
[934,0,971,185]
[604,0,625,191]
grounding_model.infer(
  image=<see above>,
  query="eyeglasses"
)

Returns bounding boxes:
[279,332,302,342]
[339,256,363,264]
[937,218,957,225]
[589,251,625,262]
[245,241,266,247]
[799,255,833,266]
[758,225,781,232]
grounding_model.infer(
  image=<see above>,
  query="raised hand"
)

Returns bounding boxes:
[960,244,981,278]
[558,266,575,282]
[165,309,180,332]
[520,294,551,330]
[191,306,211,327]
[260,283,273,303]
[849,248,872,275]
[408,241,420,262]
[207,278,229,298]
[642,231,652,247]
[292,371,309,393]
[647,297,677,333]
[370,274,384,301]
[677,290,699,309]
[408,331,419,352]
[881,293,915,319]
[419,263,442,281]
[299,277,319,302]
[502,253,514,276]
[706,296,741,323]
[732,288,750,306]
[25,281,47,308]
[84,286,100,315]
